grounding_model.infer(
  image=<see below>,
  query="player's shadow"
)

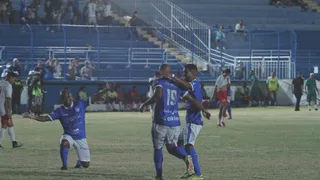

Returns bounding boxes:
[0,169,145,179]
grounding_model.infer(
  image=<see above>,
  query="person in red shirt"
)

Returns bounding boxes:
[128,86,141,111]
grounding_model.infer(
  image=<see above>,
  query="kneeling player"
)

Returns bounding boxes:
[0,71,23,149]
[26,89,90,170]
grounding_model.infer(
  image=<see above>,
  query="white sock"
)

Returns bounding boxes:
[0,128,6,143]
[8,127,16,142]
[132,103,137,109]
[221,117,224,123]
[119,102,123,111]
[217,119,221,124]
[315,104,318,109]
[107,103,113,110]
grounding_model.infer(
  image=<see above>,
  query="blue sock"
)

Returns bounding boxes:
[187,147,201,176]
[60,147,69,167]
[167,145,187,159]
[75,161,82,167]
[227,104,232,118]
[154,149,163,177]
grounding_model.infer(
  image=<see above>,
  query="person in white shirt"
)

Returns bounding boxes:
[87,0,97,25]
[0,71,23,149]
[235,20,246,33]
[53,59,62,78]
[214,69,231,127]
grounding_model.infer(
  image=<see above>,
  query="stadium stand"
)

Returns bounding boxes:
[0,0,212,80]
[111,0,320,79]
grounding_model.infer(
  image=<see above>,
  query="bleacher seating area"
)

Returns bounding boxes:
[2,0,320,79]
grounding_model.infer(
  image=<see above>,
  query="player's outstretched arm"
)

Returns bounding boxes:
[26,113,51,122]
[172,76,192,91]
[139,87,162,112]
[183,94,211,120]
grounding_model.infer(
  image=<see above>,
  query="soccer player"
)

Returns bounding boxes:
[139,64,210,180]
[0,71,23,149]
[304,73,318,111]
[172,64,208,179]
[25,89,90,170]
[214,69,231,127]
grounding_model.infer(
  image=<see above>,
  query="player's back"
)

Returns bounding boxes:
[51,100,87,140]
[153,77,181,127]
[0,80,11,116]
[185,79,203,125]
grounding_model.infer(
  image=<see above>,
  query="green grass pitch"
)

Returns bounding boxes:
[0,107,319,180]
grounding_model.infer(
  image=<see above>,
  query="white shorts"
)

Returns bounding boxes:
[179,123,202,146]
[151,123,181,149]
[88,16,97,24]
[60,134,91,162]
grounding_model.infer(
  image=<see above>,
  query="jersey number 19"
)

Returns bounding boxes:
[167,89,177,106]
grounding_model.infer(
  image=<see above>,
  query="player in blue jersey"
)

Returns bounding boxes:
[139,64,210,180]
[172,64,206,180]
[25,89,90,170]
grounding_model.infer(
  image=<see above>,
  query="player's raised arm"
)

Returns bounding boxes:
[139,86,162,112]
[172,75,192,91]
[183,93,211,120]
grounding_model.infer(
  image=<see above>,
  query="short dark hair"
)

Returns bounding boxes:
[224,69,231,74]
[159,64,169,71]
[7,71,18,78]
[184,64,198,73]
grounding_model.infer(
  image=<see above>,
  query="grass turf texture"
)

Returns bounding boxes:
[0,107,319,180]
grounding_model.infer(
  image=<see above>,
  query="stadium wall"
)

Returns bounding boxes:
[19,80,299,113]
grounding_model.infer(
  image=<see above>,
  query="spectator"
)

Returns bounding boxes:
[128,86,141,111]
[67,59,78,80]
[127,11,139,40]
[65,0,78,24]
[201,84,210,100]
[292,72,304,111]
[80,61,95,80]
[116,86,125,111]
[53,59,62,78]
[249,70,262,106]
[107,86,119,111]
[215,25,226,50]
[291,0,308,11]
[12,58,21,76]
[87,0,97,27]
[30,0,40,19]
[12,77,23,114]
[102,0,112,32]
[44,0,54,31]
[82,2,89,25]
[269,0,285,7]
[0,1,7,24]
[44,59,55,79]
[266,71,279,106]
[235,20,246,34]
